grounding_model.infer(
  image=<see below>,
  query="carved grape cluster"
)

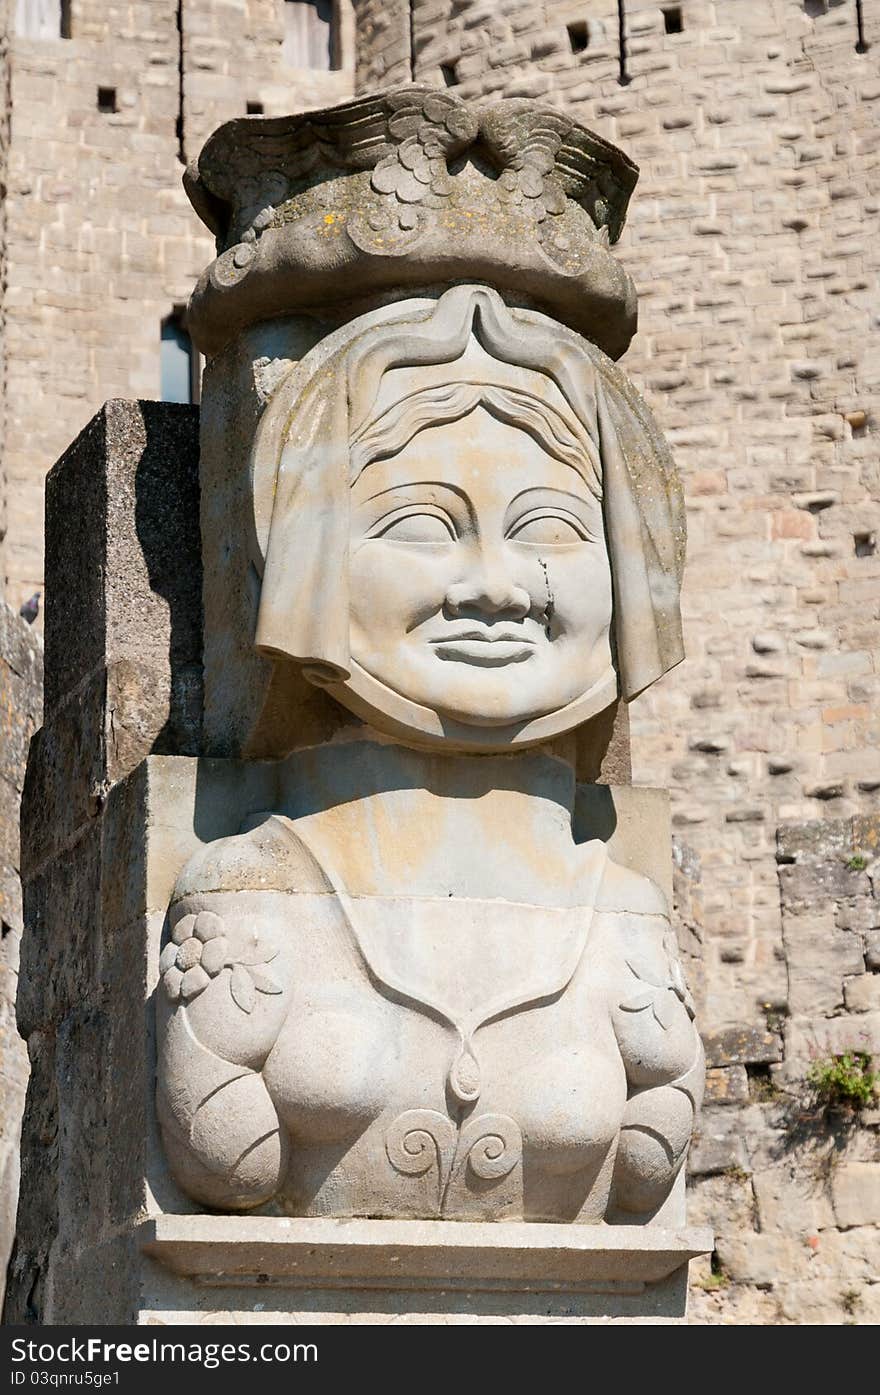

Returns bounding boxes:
[160,909,282,1013]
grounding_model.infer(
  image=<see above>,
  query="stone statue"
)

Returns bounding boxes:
[157,91,704,1231]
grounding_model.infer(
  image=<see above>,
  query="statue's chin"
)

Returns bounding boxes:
[322,659,620,753]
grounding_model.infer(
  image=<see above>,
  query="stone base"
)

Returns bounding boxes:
[139,1216,711,1324]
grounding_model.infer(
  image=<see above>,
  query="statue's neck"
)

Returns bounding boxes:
[275,737,586,903]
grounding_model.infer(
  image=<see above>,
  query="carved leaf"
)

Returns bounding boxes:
[619,991,656,1013]
[625,957,667,991]
[229,963,256,1014]
[248,966,282,996]
[236,948,279,968]
[652,993,676,1032]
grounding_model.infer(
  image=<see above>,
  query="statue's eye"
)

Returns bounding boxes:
[508,511,590,545]
[373,509,456,543]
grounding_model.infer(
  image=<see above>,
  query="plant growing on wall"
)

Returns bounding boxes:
[807,1051,879,1113]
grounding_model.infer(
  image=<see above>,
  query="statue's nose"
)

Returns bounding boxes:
[445,545,531,618]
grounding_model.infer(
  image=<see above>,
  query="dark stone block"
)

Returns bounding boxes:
[702,1025,783,1069]
[3,1030,59,1324]
[17,825,102,1037]
[776,817,852,864]
[43,401,202,754]
[778,859,870,914]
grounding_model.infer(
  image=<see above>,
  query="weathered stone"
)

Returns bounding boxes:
[702,1026,783,1069]
[831,1164,880,1229]
[43,400,202,737]
[777,860,869,913]
[776,819,852,865]
[843,974,880,1012]
[704,1066,750,1106]
[752,1167,835,1237]
[783,913,865,1016]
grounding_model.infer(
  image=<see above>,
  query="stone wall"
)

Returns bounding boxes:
[687,813,880,1324]
[0,602,42,1310]
[3,0,879,1323]
[402,0,880,1041]
[4,400,199,1322]
[1,0,9,593]
[2,1,356,612]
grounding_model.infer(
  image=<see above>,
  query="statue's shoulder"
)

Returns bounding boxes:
[172,813,333,904]
[594,854,669,922]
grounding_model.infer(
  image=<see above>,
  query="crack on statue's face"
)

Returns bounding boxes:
[348,406,613,728]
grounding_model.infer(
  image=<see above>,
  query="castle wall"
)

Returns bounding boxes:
[396,0,880,1030]
[2,1,355,612]
[2,0,879,1324]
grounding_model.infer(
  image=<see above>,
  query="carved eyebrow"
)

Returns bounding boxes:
[357,479,473,509]
[353,480,477,534]
[503,486,599,522]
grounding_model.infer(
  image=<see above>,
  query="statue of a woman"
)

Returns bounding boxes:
[157,286,702,1225]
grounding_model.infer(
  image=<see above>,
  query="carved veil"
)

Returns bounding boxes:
[251,286,686,720]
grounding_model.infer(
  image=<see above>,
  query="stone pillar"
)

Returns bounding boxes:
[5,401,199,1322]
[11,90,710,1325]
[0,602,41,1311]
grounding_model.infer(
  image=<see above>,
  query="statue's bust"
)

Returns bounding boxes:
[156,286,703,1226]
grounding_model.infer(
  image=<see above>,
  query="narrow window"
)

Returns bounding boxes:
[161,312,200,406]
[440,63,457,87]
[662,7,683,34]
[14,0,68,38]
[283,0,335,71]
[567,21,589,54]
[97,86,117,113]
[246,101,264,115]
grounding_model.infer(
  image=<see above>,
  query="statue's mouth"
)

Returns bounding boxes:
[430,632,536,665]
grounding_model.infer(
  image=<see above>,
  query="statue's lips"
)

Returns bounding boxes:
[430,632,537,666]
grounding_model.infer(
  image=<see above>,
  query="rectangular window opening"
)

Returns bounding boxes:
[97,86,117,113]
[246,101,264,115]
[283,0,335,71]
[854,531,876,558]
[60,0,71,37]
[161,311,200,406]
[440,63,458,87]
[663,7,684,34]
[567,21,589,54]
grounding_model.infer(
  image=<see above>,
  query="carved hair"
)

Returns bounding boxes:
[251,285,685,705]
[350,382,602,499]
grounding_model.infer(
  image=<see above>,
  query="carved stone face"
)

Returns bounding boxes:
[348,406,613,728]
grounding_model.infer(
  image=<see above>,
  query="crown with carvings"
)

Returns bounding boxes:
[185,87,640,361]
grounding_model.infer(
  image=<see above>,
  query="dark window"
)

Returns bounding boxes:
[662,7,683,34]
[97,86,117,113]
[246,101,264,115]
[567,21,589,54]
[440,63,457,87]
[283,0,335,70]
[161,313,200,405]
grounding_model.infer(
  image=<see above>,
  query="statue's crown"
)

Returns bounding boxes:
[185,87,640,360]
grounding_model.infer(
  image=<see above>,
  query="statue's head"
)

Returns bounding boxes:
[251,287,684,751]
